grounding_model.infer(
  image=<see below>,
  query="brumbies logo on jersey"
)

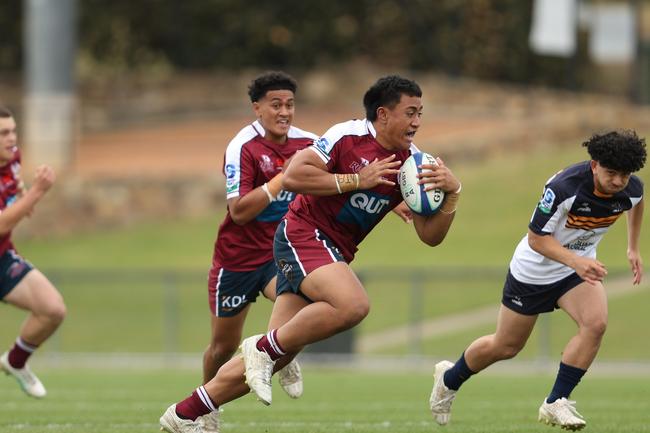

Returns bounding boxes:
[337,191,391,230]
[538,188,555,214]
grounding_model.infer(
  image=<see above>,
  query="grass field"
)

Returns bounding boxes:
[1,367,649,433]
[0,142,649,432]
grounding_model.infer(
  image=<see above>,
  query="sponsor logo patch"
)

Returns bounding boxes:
[564,230,596,251]
[538,188,556,214]
[220,294,247,311]
[510,296,523,307]
[225,164,236,179]
[314,137,330,155]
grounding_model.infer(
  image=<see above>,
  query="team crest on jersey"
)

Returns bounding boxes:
[277,259,293,282]
[538,188,556,214]
[8,261,26,278]
[350,158,370,173]
[259,154,275,173]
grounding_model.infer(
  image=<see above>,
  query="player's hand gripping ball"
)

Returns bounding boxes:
[399,152,446,215]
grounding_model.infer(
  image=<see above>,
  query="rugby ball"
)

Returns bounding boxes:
[399,152,445,215]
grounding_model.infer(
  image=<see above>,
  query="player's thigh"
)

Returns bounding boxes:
[261,275,278,302]
[557,281,608,328]
[208,304,251,349]
[493,304,538,348]
[299,261,368,310]
[4,269,64,315]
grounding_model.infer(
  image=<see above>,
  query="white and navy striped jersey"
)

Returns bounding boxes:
[510,161,643,284]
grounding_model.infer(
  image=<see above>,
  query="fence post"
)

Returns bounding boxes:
[162,272,179,362]
[409,273,424,356]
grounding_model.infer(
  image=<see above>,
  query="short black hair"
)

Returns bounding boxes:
[247,71,297,103]
[363,75,422,121]
[582,130,647,173]
[0,105,13,118]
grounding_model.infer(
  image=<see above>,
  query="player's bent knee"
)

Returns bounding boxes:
[583,319,607,340]
[497,343,523,360]
[44,302,67,326]
[209,342,238,362]
[340,302,370,329]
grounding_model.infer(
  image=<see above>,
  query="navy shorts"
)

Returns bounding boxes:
[274,219,345,302]
[207,259,277,317]
[501,270,584,315]
[0,249,34,300]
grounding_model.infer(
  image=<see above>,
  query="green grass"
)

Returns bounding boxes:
[1,368,649,433]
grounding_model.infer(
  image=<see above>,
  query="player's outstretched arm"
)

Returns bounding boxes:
[626,197,644,284]
[0,165,55,235]
[527,229,608,285]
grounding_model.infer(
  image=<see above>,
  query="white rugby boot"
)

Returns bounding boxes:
[241,334,274,405]
[0,351,47,398]
[428,360,456,425]
[278,358,303,399]
[538,398,586,431]
[159,404,202,433]
[199,409,221,433]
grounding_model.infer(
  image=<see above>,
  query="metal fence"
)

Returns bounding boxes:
[0,267,638,364]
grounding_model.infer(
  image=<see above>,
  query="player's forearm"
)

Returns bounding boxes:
[228,190,273,226]
[283,162,342,196]
[527,230,581,270]
[626,199,644,253]
[412,211,455,246]
[0,187,44,235]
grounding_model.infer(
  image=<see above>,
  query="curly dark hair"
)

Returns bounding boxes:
[247,71,297,103]
[363,75,422,121]
[582,130,647,173]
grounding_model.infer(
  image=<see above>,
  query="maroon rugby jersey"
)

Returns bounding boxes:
[0,148,22,255]
[213,120,317,271]
[285,119,416,262]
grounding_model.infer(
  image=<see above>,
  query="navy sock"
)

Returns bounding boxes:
[443,352,476,391]
[546,362,586,403]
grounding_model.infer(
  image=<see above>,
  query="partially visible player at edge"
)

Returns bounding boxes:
[159,75,462,433]
[429,130,646,431]
[200,71,318,431]
[0,105,66,398]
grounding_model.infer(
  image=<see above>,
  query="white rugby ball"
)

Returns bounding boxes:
[399,152,445,215]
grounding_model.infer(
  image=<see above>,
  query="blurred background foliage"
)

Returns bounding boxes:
[0,0,594,89]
